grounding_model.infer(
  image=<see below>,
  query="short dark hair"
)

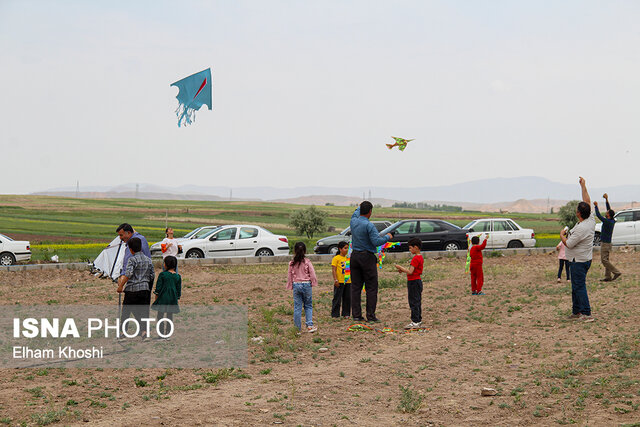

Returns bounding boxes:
[608,209,615,218]
[408,237,422,249]
[471,236,480,245]
[577,202,591,220]
[128,237,142,253]
[164,255,177,271]
[117,223,134,233]
[360,201,373,215]
[337,241,349,250]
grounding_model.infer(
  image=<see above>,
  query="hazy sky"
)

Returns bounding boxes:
[1,1,639,194]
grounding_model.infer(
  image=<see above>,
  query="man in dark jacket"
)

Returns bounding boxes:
[594,193,621,282]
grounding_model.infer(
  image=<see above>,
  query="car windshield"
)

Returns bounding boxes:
[441,221,461,230]
[462,221,477,229]
[182,228,201,239]
[340,227,350,235]
[380,222,401,235]
[198,228,221,239]
[0,234,13,241]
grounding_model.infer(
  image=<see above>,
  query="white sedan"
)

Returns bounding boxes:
[150,225,223,257]
[0,233,32,265]
[178,225,290,259]
[463,218,536,249]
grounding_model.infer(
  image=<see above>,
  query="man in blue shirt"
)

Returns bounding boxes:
[594,193,621,282]
[349,201,393,322]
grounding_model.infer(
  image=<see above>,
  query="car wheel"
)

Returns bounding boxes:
[0,252,16,266]
[255,248,274,257]
[185,249,204,259]
[443,242,460,251]
[328,245,339,256]
[507,240,524,248]
[593,233,601,246]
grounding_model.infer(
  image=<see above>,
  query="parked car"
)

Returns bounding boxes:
[178,225,289,259]
[463,218,536,248]
[314,221,392,255]
[0,233,31,265]
[150,226,223,257]
[594,208,640,245]
[379,220,469,252]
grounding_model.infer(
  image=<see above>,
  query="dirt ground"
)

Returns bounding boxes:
[1,252,639,426]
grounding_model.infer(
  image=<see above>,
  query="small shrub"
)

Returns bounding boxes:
[397,385,423,413]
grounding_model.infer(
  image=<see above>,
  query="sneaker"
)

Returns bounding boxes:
[471,292,477,295]
[367,316,381,323]
[307,325,318,333]
[612,272,622,281]
[405,322,422,329]
[579,314,595,323]
[557,278,562,283]
[353,317,365,322]
[342,316,351,319]
[567,313,581,320]
[600,278,612,282]
[476,292,485,295]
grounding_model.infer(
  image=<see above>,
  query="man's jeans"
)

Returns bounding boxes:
[292,282,313,330]
[570,260,592,316]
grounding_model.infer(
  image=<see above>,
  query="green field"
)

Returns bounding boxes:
[0,195,566,262]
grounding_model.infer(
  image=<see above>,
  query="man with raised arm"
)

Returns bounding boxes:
[594,193,621,282]
[560,177,595,322]
[349,201,393,322]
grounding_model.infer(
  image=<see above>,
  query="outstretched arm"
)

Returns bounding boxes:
[579,176,590,205]
[351,206,361,220]
[603,193,611,211]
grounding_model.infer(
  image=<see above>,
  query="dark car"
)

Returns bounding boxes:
[314,221,392,255]
[380,219,468,252]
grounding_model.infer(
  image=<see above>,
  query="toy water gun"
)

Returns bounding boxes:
[377,241,400,268]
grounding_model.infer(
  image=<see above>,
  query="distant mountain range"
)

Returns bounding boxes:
[34,176,640,213]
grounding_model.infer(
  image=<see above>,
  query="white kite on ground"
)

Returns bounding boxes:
[91,237,125,281]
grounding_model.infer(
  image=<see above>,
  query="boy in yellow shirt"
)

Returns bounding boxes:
[331,241,351,318]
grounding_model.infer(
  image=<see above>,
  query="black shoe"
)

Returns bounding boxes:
[612,272,622,281]
[600,278,612,282]
[367,316,381,323]
[353,317,365,322]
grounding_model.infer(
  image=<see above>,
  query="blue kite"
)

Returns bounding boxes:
[171,68,212,127]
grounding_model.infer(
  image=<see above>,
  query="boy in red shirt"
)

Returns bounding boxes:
[470,234,489,295]
[395,238,424,329]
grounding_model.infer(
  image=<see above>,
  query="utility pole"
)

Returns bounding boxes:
[135,183,139,199]
[547,196,550,214]
[75,180,79,198]
[165,209,168,229]
[229,188,232,201]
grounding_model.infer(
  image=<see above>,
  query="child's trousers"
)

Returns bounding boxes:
[407,279,423,323]
[331,283,351,317]
[292,281,313,330]
[470,263,484,293]
[557,259,571,280]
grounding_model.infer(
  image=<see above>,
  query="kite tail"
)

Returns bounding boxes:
[386,144,394,149]
[175,103,197,127]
